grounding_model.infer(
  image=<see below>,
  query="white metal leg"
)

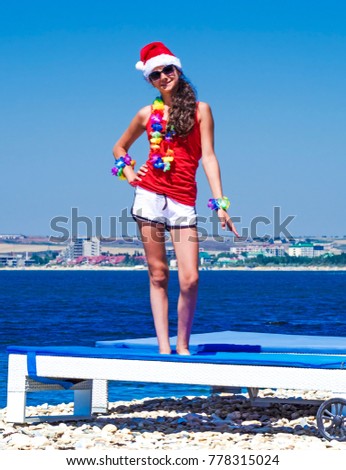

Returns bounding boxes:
[91,379,108,413]
[6,354,28,423]
[6,390,27,423]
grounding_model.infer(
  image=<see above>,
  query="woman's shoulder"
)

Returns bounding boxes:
[137,104,151,118]
[197,101,212,112]
[136,105,152,127]
[196,101,212,122]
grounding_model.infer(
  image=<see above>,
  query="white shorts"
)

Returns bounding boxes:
[131,187,197,229]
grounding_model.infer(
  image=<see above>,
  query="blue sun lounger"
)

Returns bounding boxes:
[6,330,346,441]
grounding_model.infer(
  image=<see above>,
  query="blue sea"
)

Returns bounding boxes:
[1,269,346,409]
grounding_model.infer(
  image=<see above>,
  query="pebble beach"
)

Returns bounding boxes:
[1,389,346,451]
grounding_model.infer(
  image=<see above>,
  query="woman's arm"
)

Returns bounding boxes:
[199,102,223,198]
[112,106,150,184]
[199,102,239,237]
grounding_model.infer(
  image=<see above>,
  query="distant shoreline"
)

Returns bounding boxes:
[1,265,346,272]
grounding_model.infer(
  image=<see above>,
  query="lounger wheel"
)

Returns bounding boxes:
[316,398,346,441]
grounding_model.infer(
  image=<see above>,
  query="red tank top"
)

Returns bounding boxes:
[136,105,202,206]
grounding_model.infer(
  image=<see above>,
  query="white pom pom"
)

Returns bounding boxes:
[135,61,144,71]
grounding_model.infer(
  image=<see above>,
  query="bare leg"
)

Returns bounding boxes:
[138,221,171,354]
[170,227,199,354]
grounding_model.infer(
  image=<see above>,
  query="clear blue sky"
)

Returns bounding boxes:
[1,0,345,239]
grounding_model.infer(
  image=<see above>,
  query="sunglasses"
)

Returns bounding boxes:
[148,64,176,82]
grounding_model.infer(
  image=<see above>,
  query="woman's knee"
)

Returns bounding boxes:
[180,271,199,293]
[149,265,169,289]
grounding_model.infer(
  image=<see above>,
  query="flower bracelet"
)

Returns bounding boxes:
[111,154,136,180]
[207,196,230,211]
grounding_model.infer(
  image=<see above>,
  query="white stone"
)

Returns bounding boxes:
[74,439,93,449]
[31,435,50,448]
[9,433,32,447]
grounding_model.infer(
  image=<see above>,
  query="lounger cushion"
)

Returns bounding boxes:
[6,344,346,370]
[96,330,346,354]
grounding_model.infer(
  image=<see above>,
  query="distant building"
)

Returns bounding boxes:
[166,248,176,259]
[0,253,32,267]
[229,244,266,258]
[63,238,101,260]
[265,244,288,257]
[0,254,17,267]
[0,234,25,240]
[199,251,213,265]
[217,257,235,267]
[288,242,314,257]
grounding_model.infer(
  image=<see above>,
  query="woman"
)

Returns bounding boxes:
[112,42,238,355]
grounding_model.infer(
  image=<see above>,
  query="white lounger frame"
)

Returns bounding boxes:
[6,352,346,423]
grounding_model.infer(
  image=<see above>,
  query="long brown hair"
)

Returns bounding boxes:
[168,74,197,138]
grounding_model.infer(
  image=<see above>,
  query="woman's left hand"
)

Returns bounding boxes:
[136,163,149,178]
[217,209,240,238]
[128,163,148,185]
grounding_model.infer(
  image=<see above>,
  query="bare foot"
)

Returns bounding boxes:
[159,348,172,355]
[176,348,191,356]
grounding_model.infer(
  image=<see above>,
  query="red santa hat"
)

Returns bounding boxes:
[135,42,182,79]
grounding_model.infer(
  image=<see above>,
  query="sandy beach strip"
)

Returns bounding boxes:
[1,389,345,450]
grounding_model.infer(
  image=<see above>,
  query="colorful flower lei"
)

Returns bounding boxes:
[208,196,230,211]
[149,97,175,172]
[111,154,136,180]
